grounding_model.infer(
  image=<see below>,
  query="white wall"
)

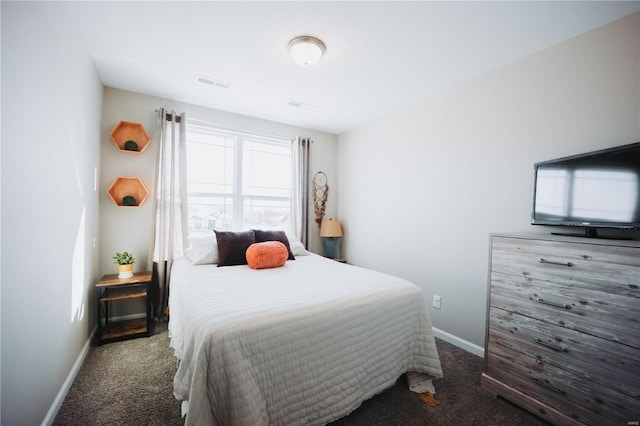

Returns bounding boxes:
[1,3,103,425]
[337,13,640,349]
[99,88,338,291]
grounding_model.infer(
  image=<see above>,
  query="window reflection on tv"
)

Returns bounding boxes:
[536,168,637,222]
[532,142,640,230]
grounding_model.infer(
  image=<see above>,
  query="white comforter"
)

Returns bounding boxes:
[169,254,442,426]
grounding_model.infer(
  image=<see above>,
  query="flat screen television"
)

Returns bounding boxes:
[531,141,640,238]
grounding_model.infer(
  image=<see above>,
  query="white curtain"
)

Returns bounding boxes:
[150,109,188,320]
[291,137,311,247]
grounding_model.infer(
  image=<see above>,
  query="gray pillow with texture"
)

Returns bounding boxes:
[214,230,256,267]
[253,229,295,261]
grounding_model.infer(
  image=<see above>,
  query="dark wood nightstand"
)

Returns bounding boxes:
[96,271,152,345]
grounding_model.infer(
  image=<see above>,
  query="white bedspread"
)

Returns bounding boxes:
[169,254,443,426]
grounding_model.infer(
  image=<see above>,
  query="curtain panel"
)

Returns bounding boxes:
[292,137,311,247]
[150,109,188,320]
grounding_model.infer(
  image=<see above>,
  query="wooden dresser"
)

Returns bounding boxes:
[481,233,640,425]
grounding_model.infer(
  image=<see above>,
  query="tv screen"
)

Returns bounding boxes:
[532,142,640,236]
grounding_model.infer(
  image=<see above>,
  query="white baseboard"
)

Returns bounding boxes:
[432,327,485,358]
[42,325,97,426]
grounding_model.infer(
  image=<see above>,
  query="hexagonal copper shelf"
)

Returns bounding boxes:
[107,177,150,207]
[110,120,150,153]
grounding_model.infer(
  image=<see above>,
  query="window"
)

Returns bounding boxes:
[186,121,293,238]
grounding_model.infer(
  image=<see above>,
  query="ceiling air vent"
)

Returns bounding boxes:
[197,75,234,89]
[288,100,316,109]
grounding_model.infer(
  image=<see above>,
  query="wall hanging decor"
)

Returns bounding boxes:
[107,177,150,207]
[313,171,329,226]
[110,120,151,153]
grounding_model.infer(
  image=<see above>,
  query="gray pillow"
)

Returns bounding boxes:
[253,229,295,261]
[214,230,256,267]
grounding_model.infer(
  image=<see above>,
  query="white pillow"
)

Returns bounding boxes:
[185,235,219,265]
[289,239,309,256]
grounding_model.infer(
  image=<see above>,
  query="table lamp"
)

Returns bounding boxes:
[320,219,343,258]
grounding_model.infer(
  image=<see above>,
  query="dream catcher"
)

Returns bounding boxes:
[313,171,329,226]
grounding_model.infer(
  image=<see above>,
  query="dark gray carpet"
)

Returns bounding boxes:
[54,323,549,425]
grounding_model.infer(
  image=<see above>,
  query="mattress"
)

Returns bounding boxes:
[169,253,443,425]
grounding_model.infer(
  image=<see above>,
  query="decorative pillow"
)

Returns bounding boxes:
[214,230,256,267]
[185,235,219,265]
[253,229,295,260]
[246,241,289,269]
[288,239,309,256]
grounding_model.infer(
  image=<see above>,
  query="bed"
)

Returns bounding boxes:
[168,237,443,426]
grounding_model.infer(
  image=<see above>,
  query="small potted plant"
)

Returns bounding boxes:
[123,139,139,151]
[122,195,137,206]
[113,251,135,278]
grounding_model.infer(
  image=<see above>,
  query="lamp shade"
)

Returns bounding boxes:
[320,219,343,237]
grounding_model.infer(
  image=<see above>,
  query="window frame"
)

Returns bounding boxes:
[185,120,293,237]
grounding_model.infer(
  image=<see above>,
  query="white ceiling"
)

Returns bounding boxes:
[64,1,638,134]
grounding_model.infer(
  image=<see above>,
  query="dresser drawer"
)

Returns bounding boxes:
[491,236,640,298]
[490,271,640,348]
[488,307,640,399]
[486,345,637,425]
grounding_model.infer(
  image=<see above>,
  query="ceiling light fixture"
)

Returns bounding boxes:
[288,36,326,67]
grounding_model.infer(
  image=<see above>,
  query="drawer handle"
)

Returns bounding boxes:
[535,297,571,310]
[531,377,566,394]
[534,337,569,353]
[538,258,573,267]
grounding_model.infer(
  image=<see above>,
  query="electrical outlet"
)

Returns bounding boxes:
[433,295,441,309]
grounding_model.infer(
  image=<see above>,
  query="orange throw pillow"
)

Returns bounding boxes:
[246,241,289,269]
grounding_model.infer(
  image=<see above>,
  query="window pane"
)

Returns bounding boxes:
[186,132,235,195]
[243,138,292,198]
[187,195,234,237]
[243,198,291,232]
